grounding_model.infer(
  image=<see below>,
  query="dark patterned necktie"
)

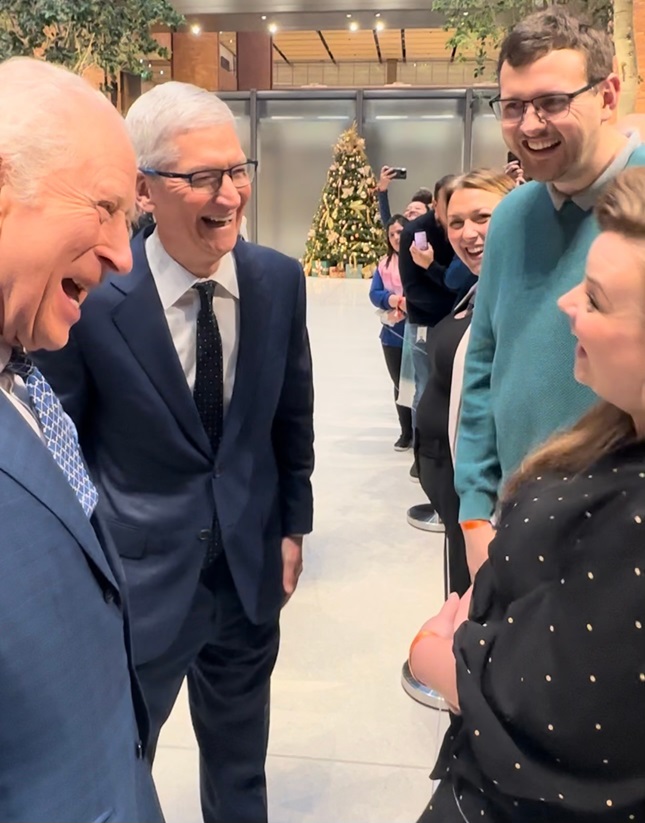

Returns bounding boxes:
[193,281,224,566]
[8,350,98,518]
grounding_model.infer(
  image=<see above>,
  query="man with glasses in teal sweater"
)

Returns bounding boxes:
[454,8,645,576]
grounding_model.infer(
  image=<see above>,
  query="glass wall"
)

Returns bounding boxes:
[256,96,355,259]
[363,94,466,213]
[218,88,509,255]
[470,90,508,170]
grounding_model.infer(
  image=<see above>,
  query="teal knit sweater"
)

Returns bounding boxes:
[455,145,645,522]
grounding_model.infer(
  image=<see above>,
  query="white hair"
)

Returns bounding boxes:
[125,81,236,170]
[0,57,116,200]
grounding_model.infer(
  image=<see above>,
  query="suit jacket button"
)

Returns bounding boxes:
[198,529,211,542]
[136,740,144,759]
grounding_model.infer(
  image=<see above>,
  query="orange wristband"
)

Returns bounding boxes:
[461,519,489,531]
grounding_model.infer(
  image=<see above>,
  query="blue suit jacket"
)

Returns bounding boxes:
[36,230,314,664]
[0,395,162,822]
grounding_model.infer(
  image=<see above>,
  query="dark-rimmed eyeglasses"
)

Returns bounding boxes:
[489,80,604,123]
[140,160,258,192]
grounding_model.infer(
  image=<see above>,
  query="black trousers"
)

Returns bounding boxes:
[382,344,413,440]
[418,450,470,597]
[136,553,280,823]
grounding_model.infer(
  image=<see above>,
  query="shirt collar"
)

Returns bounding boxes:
[547,129,642,211]
[145,228,240,311]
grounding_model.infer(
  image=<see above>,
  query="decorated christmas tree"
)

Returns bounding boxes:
[303,123,386,278]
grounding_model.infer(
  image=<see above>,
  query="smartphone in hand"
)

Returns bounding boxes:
[414,230,429,250]
[390,167,407,180]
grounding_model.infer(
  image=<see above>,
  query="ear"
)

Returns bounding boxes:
[600,73,621,122]
[136,171,156,214]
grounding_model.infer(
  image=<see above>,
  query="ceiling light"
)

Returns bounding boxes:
[375,12,381,17]
[261,15,267,20]
[349,21,359,32]
[160,70,164,75]
[268,23,278,34]
[375,21,385,31]
[190,23,202,35]
[346,13,352,17]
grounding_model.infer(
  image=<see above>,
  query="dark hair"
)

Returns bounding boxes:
[434,174,457,202]
[385,213,409,263]
[497,7,614,83]
[411,187,433,206]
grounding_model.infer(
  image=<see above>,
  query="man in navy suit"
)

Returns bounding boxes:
[0,58,162,822]
[37,81,315,823]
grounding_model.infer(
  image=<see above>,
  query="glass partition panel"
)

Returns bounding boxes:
[219,95,253,236]
[362,95,466,213]
[257,97,356,259]
[470,90,508,171]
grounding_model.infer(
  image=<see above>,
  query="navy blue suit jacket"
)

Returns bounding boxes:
[36,230,314,664]
[0,395,161,822]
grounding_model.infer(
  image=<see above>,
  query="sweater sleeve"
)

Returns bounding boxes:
[369,266,393,311]
[454,220,503,522]
[378,191,392,227]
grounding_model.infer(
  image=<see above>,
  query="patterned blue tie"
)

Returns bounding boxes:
[8,350,98,518]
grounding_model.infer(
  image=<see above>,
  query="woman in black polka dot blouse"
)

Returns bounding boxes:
[409,169,645,822]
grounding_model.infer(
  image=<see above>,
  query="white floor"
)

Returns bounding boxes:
[153,278,448,823]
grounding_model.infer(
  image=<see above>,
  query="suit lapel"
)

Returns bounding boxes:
[0,396,118,588]
[223,241,271,448]
[110,231,211,459]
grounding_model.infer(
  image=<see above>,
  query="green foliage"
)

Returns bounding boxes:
[432,0,613,78]
[303,123,386,275]
[0,0,184,91]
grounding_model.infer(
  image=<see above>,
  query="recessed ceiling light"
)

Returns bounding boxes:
[375,21,385,31]
[261,15,267,20]
[349,21,359,32]
[268,22,278,34]
[346,13,352,18]
[190,23,202,35]
[375,13,381,17]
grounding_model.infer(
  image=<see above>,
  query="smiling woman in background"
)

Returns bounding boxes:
[414,169,514,596]
[369,213,413,451]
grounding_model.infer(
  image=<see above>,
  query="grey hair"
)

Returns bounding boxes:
[125,81,236,170]
[0,57,113,200]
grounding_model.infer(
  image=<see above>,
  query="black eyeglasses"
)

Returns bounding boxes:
[489,80,604,123]
[140,160,258,192]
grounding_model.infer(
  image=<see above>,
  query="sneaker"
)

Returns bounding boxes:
[394,434,412,452]
[407,503,445,532]
[409,462,420,483]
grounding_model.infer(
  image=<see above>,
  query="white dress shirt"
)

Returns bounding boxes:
[145,230,240,413]
[0,341,43,439]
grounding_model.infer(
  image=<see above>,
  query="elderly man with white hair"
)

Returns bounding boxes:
[37,81,315,823]
[0,57,163,823]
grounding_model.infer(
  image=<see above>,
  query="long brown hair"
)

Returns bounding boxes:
[504,168,645,498]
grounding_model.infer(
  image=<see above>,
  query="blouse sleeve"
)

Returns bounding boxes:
[454,472,645,815]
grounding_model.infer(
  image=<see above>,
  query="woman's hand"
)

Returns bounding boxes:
[378,166,397,192]
[410,243,435,270]
[409,594,461,710]
[420,592,461,639]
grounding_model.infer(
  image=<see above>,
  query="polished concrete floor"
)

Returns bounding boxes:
[153,277,448,823]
